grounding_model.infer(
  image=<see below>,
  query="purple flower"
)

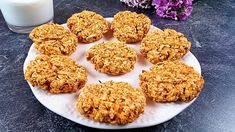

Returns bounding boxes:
[152,0,193,20]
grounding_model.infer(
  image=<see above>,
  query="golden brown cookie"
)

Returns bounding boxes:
[86,41,137,75]
[77,81,146,124]
[139,60,204,102]
[140,29,191,64]
[29,23,78,56]
[67,10,109,43]
[111,11,151,43]
[24,55,87,94]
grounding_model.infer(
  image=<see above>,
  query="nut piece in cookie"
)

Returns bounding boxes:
[77,81,146,124]
[111,11,151,43]
[86,41,137,75]
[67,10,109,43]
[24,55,87,94]
[139,60,204,102]
[29,23,78,56]
[140,29,191,64]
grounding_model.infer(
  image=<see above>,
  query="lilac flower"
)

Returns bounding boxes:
[120,0,153,9]
[152,0,193,20]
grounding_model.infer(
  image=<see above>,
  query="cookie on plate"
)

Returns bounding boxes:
[76,81,146,124]
[67,10,109,43]
[139,60,204,102]
[111,11,151,43]
[24,55,87,94]
[86,41,137,75]
[29,23,78,56]
[140,29,191,64]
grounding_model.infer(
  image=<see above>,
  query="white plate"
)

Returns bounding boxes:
[23,18,201,129]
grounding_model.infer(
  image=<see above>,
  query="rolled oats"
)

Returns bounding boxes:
[111,11,151,43]
[140,29,191,64]
[24,55,87,94]
[29,23,78,56]
[86,41,137,75]
[67,10,109,43]
[139,60,204,102]
[77,81,146,124]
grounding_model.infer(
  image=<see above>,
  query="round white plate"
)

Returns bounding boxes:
[23,18,201,129]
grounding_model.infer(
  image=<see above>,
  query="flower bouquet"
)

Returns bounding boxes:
[120,0,193,20]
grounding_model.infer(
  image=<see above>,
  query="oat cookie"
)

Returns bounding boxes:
[139,60,204,102]
[140,29,191,64]
[67,10,109,43]
[29,23,78,56]
[86,41,137,75]
[111,11,151,43]
[77,81,146,124]
[24,55,87,94]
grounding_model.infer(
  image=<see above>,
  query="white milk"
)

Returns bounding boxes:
[0,0,53,28]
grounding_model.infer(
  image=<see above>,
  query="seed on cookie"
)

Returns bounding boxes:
[139,60,204,102]
[29,23,78,56]
[111,11,151,43]
[86,41,137,75]
[24,55,87,94]
[67,10,109,43]
[140,29,191,64]
[76,81,146,124]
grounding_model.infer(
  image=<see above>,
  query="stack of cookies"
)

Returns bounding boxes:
[25,10,204,125]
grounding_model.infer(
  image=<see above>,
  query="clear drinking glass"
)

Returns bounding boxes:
[0,0,54,33]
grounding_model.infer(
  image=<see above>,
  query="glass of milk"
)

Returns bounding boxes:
[0,0,54,33]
